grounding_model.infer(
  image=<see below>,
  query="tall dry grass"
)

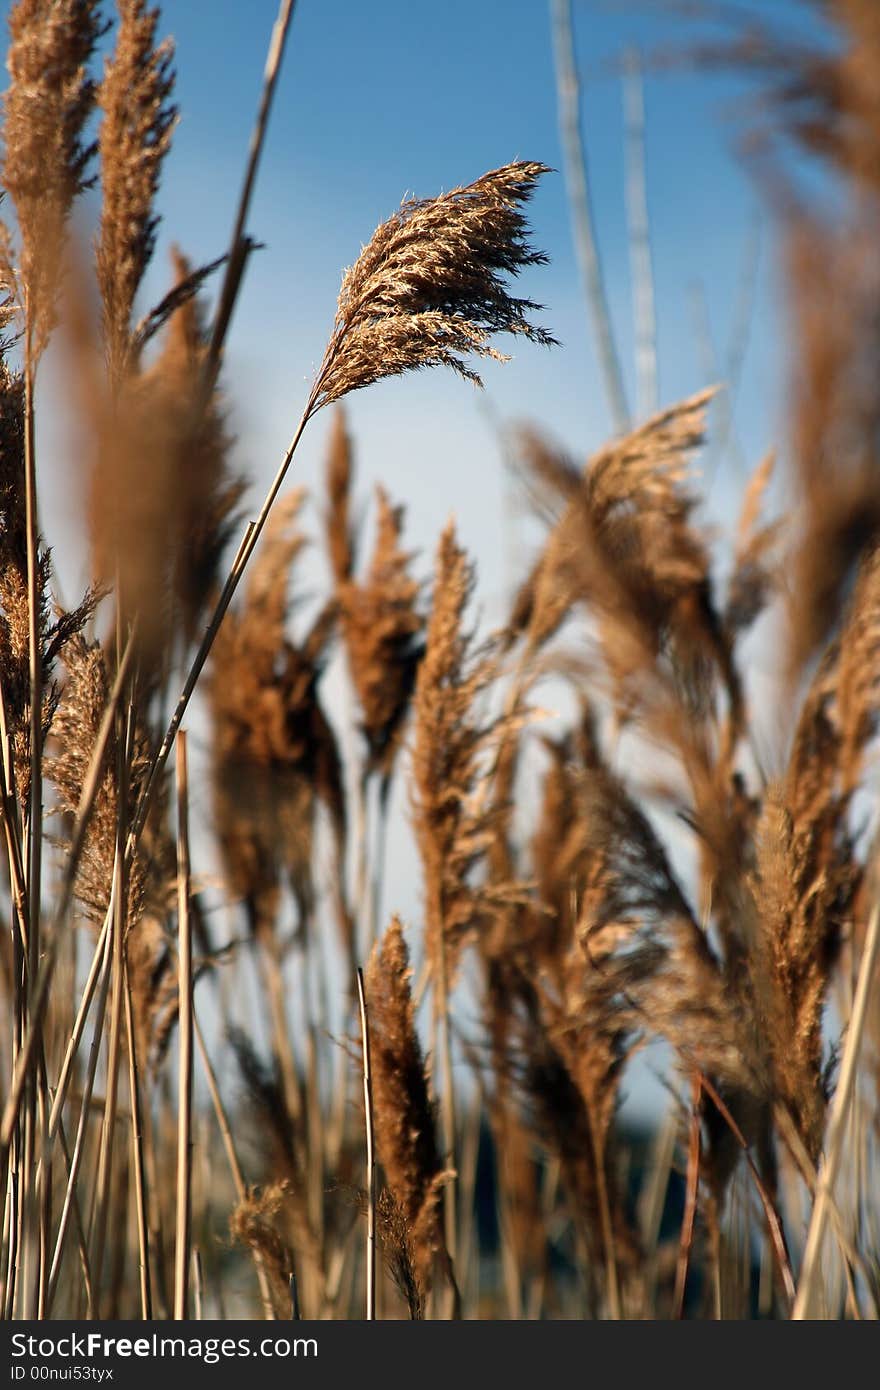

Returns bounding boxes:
[0,0,878,1322]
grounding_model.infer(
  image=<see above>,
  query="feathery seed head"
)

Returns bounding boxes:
[96,0,177,384]
[2,0,104,355]
[309,161,555,412]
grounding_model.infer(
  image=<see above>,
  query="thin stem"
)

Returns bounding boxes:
[174,733,194,1321]
[589,1124,621,1319]
[192,1248,204,1321]
[698,1073,796,1310]
[46,901,114,1310]
[672,1074,701,1320]
[123,959,152,1320]
[355,968,376,1320]
[192,1011,275,1318]
[551,0,629,434]
[23,339,41,1047]
[21,334,41,1321]
[47,912,112,1143]
[623,46,658,420]
[435,932,457,1317]
[258,942,303,1130]
[354,770,371,963]
[204,0,299,390]
[0,630,136,1160]
[88,700,133,1304]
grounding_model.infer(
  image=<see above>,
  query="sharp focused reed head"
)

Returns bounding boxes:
[308,161,556,413]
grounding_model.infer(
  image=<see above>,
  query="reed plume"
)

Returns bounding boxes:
[365,918,451,1299]
[2,0,103,356]
[210,490,343,943]
[376,1187,422,1320]
[337,485,424,795]
[307,161,555,413]
[575,747,760,1099]
[746,543,880,1157]
[511,391,741,742]
[412,522,522,988]
[47,633,177,1069]
[96,0,177,385]
[724,452,782,638]
[88,247,244,667]
[154,248,245,644]
[229,1182,296,1318]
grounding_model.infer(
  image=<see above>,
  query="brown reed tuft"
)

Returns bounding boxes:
[744,543,880,1157]
[337,485,424,793]
[47,633,177,1066]
[574,746,761,1101]
[86,246,244,667]
[511,391,741,741]
[154,247,245,644]
[376,1186,423,1320]
[209,489,345,943]
[512,971,631,1314]
[2,0,104,355]
[724,451,782,637]
[365,917,451,1296]
[227,1028,321,1268]
[412,521,523,988]
[781,218,880,683]
[308,161,555,413]
[229,1182,295,1318]
[96,0,177,385]
[705,5,880,685]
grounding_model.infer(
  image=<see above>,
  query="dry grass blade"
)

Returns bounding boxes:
[204,0,298,386]
[551,0,628,432]
[173,732,194,1321]
[355,968,376,1319]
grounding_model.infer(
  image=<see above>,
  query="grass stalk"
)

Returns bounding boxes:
[173,732,194,1321]
[123,958,152,1320]
[550,0,629,433]
[355,968,376,1320]
[191,1011,275,1318]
